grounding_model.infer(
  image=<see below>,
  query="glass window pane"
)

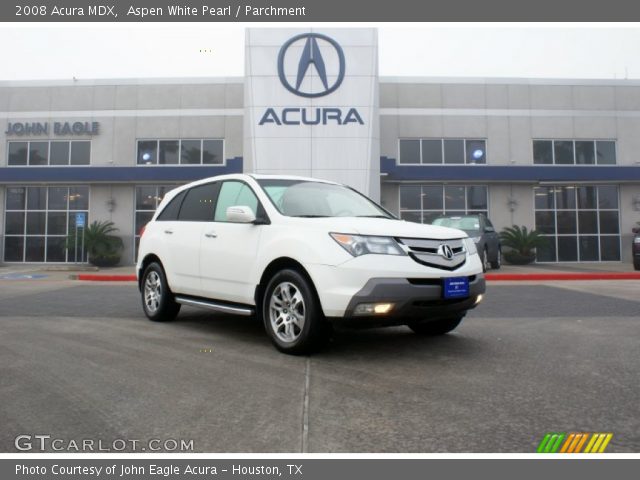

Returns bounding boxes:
[596,141,616,165]
[467,186,488,210]
[27,187,47,210]
[423,211,444,224]
[137,140,157,165]
[600,236,620,261]
[4,236,24,262]
[579,236,599,261]
[158,140,179,165]
[557,211,577,234]
[400,211,422,223]
[598,186,618,209]
[28,142,49,165]
[48,187,68,210]
[181,140,202,164]
[50,141,70,165]
[5,212,25,235]
[536,238,556,262]
[69,187,89,210]
[399,140,420,164]
[534,187,555,210]
[577,186,597,209]
[444,186,465,210]
[178,183,218,221]
[535,211,556,234]
[444,139,464,164]
[46,237,67,262]
[557,236,578,261]
[26,212,46,235]
[533,141,553,165]
[465,140,486,164]
[578,211,598,234]
[599,211,619,234]
[555,186,576,210]
[421,140,442,164]
[70,141,90,165]
[215,182,258,221]
[6,187,26,210]
[575,141,595,165]
[554,141,574,164]
[203,140,223,165]
[47,212,67,235]
[8,142,28,166]
[25,236,45,262]
[422,186,444,210]
[135,212,154,236]
[399,186,421,210]
[136,186,158,210]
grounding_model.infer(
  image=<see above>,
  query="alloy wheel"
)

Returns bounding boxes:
[269,281,306,343]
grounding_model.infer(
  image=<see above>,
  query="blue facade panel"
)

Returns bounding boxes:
[380,157,640,182]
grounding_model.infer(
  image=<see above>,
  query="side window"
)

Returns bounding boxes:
[156,190,186,221]
[177,183,219,222]
[214,181,259,222]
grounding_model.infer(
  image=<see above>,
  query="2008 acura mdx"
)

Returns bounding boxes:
[137,174,486,354]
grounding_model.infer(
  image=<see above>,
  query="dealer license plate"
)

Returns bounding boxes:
[443,277,470,299]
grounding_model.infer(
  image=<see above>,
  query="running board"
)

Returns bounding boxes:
[174,296,254,316]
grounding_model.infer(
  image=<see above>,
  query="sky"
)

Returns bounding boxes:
[2,24,640,81]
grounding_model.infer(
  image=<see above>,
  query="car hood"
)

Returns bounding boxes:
[288,217,468,240]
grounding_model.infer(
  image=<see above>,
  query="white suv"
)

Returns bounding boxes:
[137,174,485,354]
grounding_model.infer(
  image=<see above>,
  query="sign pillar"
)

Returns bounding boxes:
[244,28,380,200]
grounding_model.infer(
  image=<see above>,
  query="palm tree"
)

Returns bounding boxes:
[67,220,123,266]
[499,225,548,264]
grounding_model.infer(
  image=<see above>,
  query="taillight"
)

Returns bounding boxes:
[139,224,147,237]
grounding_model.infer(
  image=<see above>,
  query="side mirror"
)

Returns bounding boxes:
[633,227,639,234]
[226,206,257,224]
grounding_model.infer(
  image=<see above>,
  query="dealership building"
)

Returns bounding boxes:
[1,27,640,265]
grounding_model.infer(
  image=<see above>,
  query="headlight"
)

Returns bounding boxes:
[471,236,482,243]
[463,237,478,255]
[330,233,406,257]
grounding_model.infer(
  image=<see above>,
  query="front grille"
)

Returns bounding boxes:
[413,298,469,307]
[396,237,467,271]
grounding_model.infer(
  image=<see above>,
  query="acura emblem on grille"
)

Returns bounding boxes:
[437,244,454,260]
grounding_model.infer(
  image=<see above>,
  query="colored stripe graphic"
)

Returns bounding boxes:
[538,433,613,453]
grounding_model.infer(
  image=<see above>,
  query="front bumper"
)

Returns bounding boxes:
[331,275,485,327]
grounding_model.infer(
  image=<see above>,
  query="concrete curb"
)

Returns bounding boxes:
[72,272,640,282]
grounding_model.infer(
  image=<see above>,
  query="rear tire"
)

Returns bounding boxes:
[141,262,181,322]
[262,269,330,355]
[490,248,502,270]
[408,315,464,335]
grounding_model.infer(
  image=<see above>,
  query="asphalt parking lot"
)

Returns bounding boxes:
[0,278,638,453]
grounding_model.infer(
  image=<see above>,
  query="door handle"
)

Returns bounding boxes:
[164,229,174,235]
[204,231,217,238]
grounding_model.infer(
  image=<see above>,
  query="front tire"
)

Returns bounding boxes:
[481,247,490,272]
[141,262,181,322]
[262,269,330,355]
[490,247,502,270]
[634,258,640,271]
[408,315,464,335]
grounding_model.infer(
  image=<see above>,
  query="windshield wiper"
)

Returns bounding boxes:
[357,215,391,219]
[290,215,329,218]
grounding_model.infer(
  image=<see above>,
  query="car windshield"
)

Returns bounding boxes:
[432,216,481,232]
[257,179,392,218]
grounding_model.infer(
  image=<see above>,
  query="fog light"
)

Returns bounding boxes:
[475,294,484,305]
[354,302,394,316]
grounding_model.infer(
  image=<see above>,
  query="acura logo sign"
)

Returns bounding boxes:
[277,33,345,98]
[437,244,454,260]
